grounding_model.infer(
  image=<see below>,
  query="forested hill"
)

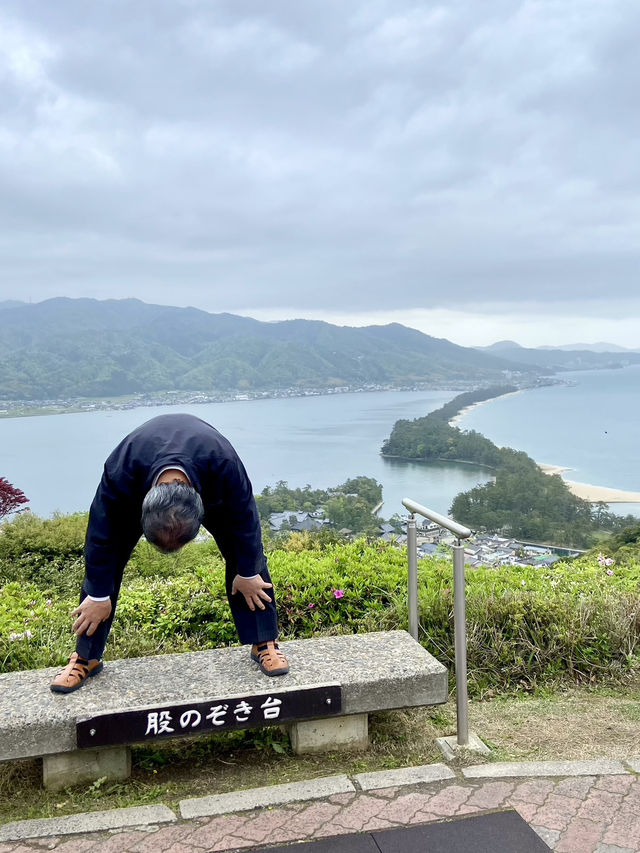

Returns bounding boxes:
[0,298,538,400]
[381,386,515,467]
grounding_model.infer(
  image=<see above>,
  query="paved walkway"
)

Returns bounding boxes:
[1,759,639,852]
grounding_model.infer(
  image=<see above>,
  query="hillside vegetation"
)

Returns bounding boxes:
[2,512,640,695]
[0,298,536,399]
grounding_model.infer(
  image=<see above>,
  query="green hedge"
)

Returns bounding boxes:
[1,514,639,694]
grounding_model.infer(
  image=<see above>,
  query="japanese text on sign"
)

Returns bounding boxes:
[76,685,342,749]
[144,696,283,737]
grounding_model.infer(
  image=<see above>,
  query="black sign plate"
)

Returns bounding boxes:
[77,684,342,749]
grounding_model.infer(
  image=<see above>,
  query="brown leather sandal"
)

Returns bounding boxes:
[250,641,289,676]
[50,652,103,694]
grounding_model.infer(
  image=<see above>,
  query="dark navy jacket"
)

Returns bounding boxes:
[83,414,264,598]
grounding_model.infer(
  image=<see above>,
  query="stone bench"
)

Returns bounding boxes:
[0,630,447,791]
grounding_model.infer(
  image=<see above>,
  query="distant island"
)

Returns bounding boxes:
[381,385,517,468]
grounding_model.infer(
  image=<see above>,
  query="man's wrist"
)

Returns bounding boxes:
[87,594,111,602]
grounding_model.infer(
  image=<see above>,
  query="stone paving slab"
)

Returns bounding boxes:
[180,774,355,818]
[1,761,640,852]
[355,763,455,791]
[250,832,380,853]
[0,805,176,842]
[462,760,628,779]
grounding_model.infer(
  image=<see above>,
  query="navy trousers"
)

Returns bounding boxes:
[75,558,279,660]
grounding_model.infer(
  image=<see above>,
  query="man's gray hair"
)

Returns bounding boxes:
[141,482,204,553]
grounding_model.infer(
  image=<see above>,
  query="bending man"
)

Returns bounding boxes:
[51,413,288,693]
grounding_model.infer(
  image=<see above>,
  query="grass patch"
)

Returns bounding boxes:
[0,721,438,825]
[469,683,640,761]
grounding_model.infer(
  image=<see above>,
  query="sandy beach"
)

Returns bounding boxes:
[448,390,522,428]
[538,462,640,504]
[448,401,484,427]
[447,390,640,506]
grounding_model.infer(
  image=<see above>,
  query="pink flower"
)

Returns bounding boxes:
[333,589,345,599]
[308,603,315,609]
[606,569,614,576]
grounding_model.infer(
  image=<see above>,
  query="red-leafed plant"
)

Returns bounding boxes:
[0,477,29,519]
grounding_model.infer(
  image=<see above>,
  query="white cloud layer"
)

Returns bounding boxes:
[1,1,638,346]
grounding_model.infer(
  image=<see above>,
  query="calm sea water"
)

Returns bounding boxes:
[0,390,493,519]
[1,366,638,520]
[457,365,640,517]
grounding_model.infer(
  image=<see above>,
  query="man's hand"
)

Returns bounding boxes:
[231,574,273,611]
[72,597,112,637]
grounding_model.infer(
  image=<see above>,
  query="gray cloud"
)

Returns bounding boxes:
[0,0,638,322]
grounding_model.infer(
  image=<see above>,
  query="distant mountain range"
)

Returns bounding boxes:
[0,298,537,400]
[477,341,640,371]
[0,299,637,401]
[538,342,639,353]
[484,339,639,354]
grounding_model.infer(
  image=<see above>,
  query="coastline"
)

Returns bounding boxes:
[448,389,523,427]
[449,388,640,507]
[538,463,640,504]
[0,383,462,420]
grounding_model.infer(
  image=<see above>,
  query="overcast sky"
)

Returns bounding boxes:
[1,0,639,347]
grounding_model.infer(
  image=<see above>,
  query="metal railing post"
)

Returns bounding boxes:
[452,538,469,746]
[402,498,473,750]
[407,513,418,641]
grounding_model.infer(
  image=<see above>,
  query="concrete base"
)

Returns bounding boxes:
[289,714,369,754]
[42,747,131,791]
[436,731,490,762]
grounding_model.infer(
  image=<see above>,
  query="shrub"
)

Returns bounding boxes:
[0,581,70,671]
[0,513,87,595]
[1,515,640,695]
[0,512,86,560]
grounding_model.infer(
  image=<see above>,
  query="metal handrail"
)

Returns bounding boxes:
[402,497,472,747]
[402,498,472,539]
